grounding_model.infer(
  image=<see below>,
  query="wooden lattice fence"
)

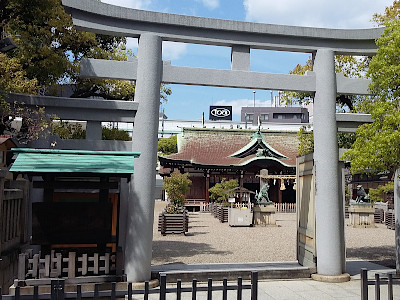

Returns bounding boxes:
[18,250,116,280]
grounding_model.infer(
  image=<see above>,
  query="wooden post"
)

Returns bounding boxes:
[68,252,76,278]
[205,171,210,204]
[18,253,26,280]
[93,253,99,275]
[32,253,39,278]
[0,177,4,255]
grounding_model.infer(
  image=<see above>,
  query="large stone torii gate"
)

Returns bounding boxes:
[62,0,382,282]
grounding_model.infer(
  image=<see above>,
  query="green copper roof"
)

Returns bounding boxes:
[229,130,288,160]
[10,148,140,174]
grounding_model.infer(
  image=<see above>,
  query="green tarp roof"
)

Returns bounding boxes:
[10,148,140,175]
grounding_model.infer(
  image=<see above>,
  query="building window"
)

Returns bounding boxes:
[245,114,254,121]
[261,114,269,121]
[273,113,302,119]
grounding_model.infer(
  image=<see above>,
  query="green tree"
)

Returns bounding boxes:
[52,121,132,141]
[281,55,370,110]
[1,0,171,140]
[297,125,355,155]
[158,135,178,155]
[297,125,314,156]
[372,0,400,24]
[0,53,51,142]
[163,173,192,213]
[2,0,137,98]
[102,126,131,141]
[369,182,394,204]
[52,121,86,139]
[209,178,239,203]
[2,0,172,101]
[343,19,400,175]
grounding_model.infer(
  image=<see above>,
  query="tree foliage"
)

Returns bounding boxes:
[297,125,314,156]
[342,102,400,174]
[297,125,355,155]
[52,121,131,141]
[343,18,400,174]
[2,0,140,100]
[0,0,171,141]
[373,0,400,24]
[369,182,394,203]
[163,173,192,212]
[280,58,314,106]
[281,55,370,110]
[0,53,51,142]
[158,135,178,155]
[102,126,131,141]
[208,178,239,203]
[52,121,86,140]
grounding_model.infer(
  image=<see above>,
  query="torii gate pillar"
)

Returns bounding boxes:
[124,33,162,282]
[313,49,347,278]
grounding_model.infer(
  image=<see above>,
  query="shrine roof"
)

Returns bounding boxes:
[0,136,16,149]
[159,128,299,169]
[10,148,140,175]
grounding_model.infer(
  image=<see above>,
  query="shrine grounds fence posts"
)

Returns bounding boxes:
[0,271,258,300]
[361,268,399,300]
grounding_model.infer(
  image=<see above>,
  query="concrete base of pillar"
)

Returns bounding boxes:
[253,204,276,226]
[348,204,375,228]
[9,279,160,296]
[311,273,350,283]
[131,279,160,288]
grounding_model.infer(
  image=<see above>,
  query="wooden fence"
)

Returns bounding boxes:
[0,272,259,300]
[1,189,25,255]
[1,180,29,291]
[274,203,296,213]
[361,268,398,300]
[17,250,115,281]
[195,201,296,213]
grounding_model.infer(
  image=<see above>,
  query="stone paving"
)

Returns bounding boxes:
[151,201,398,299]
[152,201,395,267]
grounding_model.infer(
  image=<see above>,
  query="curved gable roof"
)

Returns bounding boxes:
[160,128,299,168]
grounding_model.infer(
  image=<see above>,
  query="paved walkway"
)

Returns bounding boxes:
[253,261,398,300]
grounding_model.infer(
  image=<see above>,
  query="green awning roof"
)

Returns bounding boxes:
[10,148,140,175]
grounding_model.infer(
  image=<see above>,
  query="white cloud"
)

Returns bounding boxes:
[198,0,219,10]
[162,42,188,61]
[215,99,272,116]
[243,0,393,29]
[101,0,151,10]
[126,38,138,50]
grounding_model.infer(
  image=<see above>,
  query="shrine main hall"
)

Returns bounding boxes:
[159,128,299,204]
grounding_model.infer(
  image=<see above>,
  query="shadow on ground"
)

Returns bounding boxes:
[347,245,395,268]
[152,240,231,262]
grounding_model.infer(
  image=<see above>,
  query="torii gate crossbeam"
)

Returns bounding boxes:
[62,0,381,283]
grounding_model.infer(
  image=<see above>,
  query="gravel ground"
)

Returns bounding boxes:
[151,201,395,268]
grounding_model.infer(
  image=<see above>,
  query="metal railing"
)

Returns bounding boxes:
[1,271,258,300]
[361,268,398,300]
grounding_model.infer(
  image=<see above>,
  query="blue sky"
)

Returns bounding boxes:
[102,0,393,121]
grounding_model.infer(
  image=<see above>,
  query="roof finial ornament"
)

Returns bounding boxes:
[257,115,261,133]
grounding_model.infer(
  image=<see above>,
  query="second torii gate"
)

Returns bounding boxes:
[62,0,382,282]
